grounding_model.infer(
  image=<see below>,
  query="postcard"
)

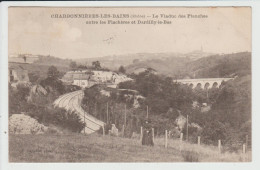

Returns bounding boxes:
[0,1,259,170]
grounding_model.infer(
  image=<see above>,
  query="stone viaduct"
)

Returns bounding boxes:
[175,78,234,89]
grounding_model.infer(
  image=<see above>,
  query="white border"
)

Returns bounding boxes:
[1,1,260,170]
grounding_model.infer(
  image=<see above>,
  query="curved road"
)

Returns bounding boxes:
[53,90,105,134]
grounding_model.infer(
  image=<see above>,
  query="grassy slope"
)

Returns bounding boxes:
[9,133,251,162]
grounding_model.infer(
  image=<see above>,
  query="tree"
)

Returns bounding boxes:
[9,84,30,116]
[118,65,126,74]
[77,65,88,69]
[28,72,40,84]
[70,61,77,69]
[201,120,228,145]
[118,80,136,90]
[92,61,101,70]
[40,66,66,95]
[47,66,59,79]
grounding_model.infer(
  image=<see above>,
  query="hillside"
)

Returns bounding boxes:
[184,52,251,78]
[75,51,214,72]
[75,52,250,79]
[125,52,251,78]
[125,57,191,77]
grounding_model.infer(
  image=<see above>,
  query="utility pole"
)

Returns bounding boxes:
[79,74,81,87]
[84,101,88,135]
[124,104,126,127]
[84,110,86,134]
[77,94,79,105]
[106,102,109,124]
[114,103,117,124]
[246,135,248,152]
[186,115,189,141]
[207,89,209,101]
[146,105,149,119]
[88,100,90,114]
[112,104,115,124]
[95,102,97,116]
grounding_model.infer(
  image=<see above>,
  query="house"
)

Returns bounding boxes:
[62,70,92,88]
[72,73,91,88]
[8,65,29,83]
[73,78,89,88]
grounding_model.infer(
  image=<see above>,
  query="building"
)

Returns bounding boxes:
[73,78,89,88]
[8,65,29,83]
[72,71,91,88]
[62,70,91,87]
[62,70,132,88]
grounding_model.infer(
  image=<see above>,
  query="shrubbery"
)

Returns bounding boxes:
[26,106,85,133]
[181,151,199,162]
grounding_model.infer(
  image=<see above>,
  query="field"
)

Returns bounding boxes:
[9,133,251,162]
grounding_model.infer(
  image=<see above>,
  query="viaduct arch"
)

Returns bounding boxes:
[175,78,234,89]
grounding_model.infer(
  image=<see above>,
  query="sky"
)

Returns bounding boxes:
[8,7,251,59]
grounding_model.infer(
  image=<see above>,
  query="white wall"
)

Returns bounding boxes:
[73,80,88,88]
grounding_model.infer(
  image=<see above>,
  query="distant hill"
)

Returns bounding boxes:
[10,52,250,81]
[75,51,214,72]
[184,52,251,78]
[75,53,180,71]
[125,57,191,77]
[126,52,251,79]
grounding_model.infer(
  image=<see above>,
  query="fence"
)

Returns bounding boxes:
[102,125,251,162]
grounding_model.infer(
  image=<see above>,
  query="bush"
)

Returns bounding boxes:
[26,106,85,133]
[45,128,59,134]
[201,121,228,145]
[40,77,65,95]
[181,151,199,162]
[61,110,86,133]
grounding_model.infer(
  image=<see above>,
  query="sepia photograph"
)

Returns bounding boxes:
[6,6,251,163]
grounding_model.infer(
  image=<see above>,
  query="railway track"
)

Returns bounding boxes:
[53,90,105,134]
